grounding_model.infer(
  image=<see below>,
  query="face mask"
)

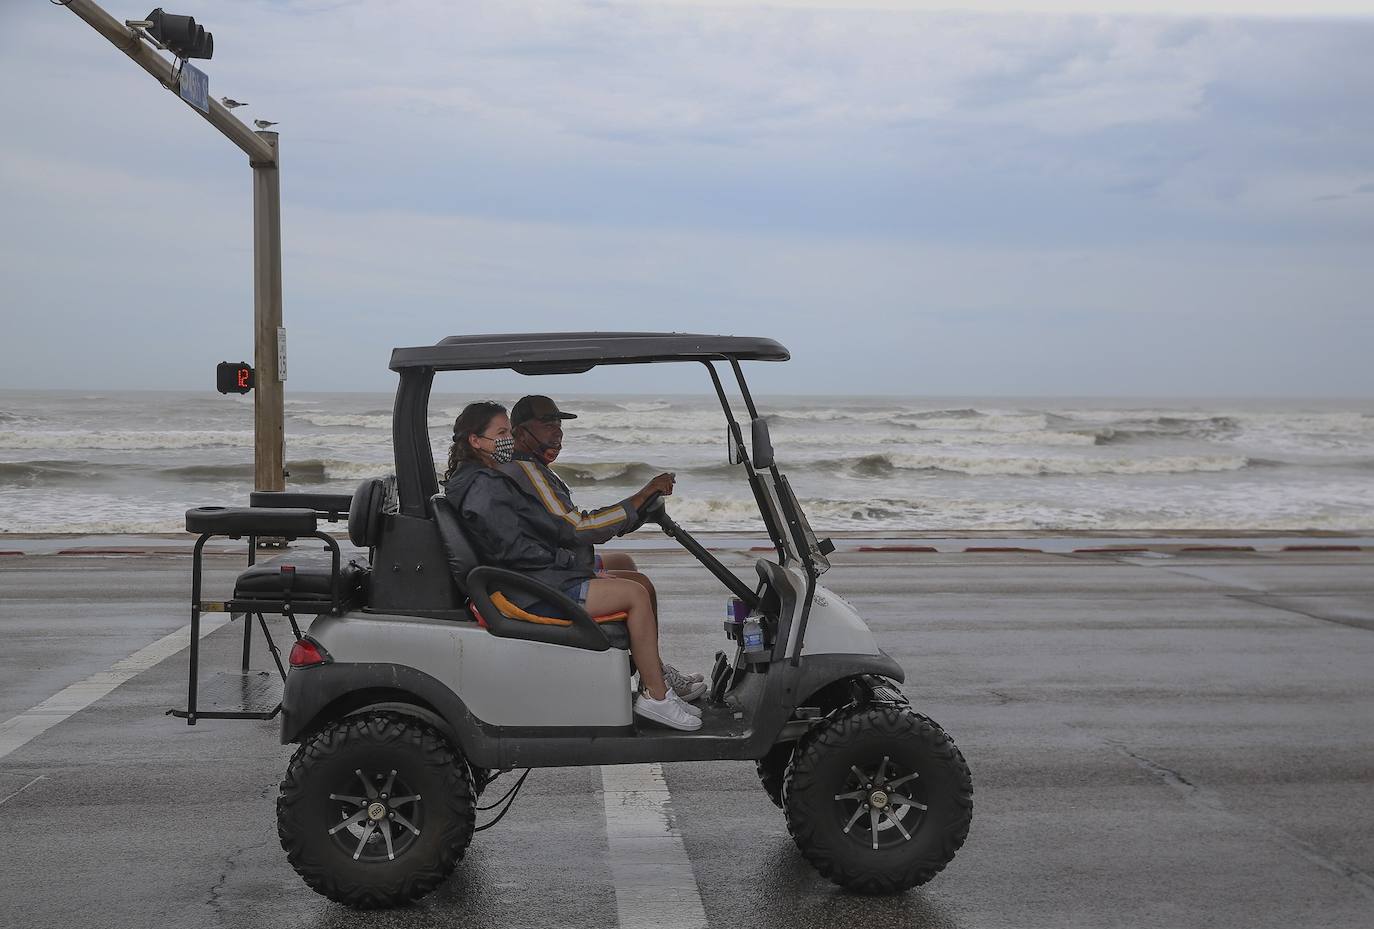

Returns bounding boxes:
[491,435,515,464]
[519,424,561,464]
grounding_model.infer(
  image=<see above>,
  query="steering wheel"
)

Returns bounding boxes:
[622,491,668,534]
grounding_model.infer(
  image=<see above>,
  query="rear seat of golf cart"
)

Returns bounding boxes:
[175,489,372,723]
[175,476,631,723]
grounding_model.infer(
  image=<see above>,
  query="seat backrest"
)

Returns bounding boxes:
[429,493,481,597]
[348,478,385,548]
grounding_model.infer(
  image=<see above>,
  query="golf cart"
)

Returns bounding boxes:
[175,332,973,908]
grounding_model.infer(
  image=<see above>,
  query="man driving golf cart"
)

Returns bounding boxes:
[503,394,705,701]
[442,400,702,730]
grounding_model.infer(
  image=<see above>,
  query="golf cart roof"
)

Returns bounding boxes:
[389,332,790,374]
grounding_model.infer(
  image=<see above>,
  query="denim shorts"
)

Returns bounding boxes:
[527,579,590,617]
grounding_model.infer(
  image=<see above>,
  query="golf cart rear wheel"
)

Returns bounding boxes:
[783,705,972,894]
[277,712,476,908]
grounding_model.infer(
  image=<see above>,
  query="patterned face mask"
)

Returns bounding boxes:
[490,435,515,464]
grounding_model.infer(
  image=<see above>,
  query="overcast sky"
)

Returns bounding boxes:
[1,0,1371,397]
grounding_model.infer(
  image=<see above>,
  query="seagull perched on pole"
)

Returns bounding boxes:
[220,97,247,109]
[254,119,279,129]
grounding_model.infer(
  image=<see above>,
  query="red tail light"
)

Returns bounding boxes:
[289,637,330,668]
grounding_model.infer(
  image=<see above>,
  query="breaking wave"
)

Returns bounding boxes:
[0,430,393,453]
[771,408,1050,432]
[568,410,725,432]
[828,452,1252,477]
[0,459,97,484]
[0,430,258,451]
[294,412,392,429]
[575,428,1093,449]
[551,461,664,486]
[664,496,921,530]
[1085,415,1241,443]
[160,459,392,484]
[296,411,458,430]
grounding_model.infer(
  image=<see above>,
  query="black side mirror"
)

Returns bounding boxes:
[727,429,746,465]
[751,417,774,469]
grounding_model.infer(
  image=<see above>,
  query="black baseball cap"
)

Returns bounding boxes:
[510,395,578,426]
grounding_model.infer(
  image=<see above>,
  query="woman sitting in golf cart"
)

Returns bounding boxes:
[441,401,702,732]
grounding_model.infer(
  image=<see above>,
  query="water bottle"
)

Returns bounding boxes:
[742,617,766,654]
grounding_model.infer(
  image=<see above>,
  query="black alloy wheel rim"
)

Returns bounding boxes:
[831,754,928,851]
[326,767,424,863]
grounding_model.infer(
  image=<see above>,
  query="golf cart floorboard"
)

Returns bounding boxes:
[179,670,283,720]
[631,701,748,738]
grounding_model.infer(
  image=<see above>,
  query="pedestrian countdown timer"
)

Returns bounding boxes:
[216,361,254,394]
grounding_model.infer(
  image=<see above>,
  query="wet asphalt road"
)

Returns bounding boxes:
[1,545,1373,929]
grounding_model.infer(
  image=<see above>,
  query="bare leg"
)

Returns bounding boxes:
[598,551,637,572]
[599,551,659,619]
[583,577,668,700]
[606,569,658,624]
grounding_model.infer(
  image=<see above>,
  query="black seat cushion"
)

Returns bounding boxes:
[233,550,369,603]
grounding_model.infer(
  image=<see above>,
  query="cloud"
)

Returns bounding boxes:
[2,1,1372,395]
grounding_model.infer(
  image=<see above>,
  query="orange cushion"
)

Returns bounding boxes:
[468,592,629,628]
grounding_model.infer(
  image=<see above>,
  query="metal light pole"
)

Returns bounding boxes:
[58,0,285,492]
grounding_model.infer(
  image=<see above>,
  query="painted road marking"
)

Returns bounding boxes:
[601,763,708,929]
[0,774,46,807]
[0,615,230,761]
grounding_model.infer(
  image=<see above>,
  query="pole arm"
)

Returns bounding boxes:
[59,0,276,165]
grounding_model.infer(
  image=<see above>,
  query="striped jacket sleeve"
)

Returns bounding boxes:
[512,459,638,545]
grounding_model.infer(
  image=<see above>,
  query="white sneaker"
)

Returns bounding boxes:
[664,664,707,702]
[670,690,703,718]
[634,692,702,731]
[664,663,705,684]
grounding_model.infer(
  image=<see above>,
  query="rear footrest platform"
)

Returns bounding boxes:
[169,671,283,723]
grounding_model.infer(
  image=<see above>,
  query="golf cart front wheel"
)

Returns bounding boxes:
[783,705,972,894]
[277,712,476,908]
[756,740,795,808]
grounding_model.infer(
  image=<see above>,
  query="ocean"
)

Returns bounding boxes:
[1,390,1372,534]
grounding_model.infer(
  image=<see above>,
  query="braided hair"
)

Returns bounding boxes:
[444,401,507,481]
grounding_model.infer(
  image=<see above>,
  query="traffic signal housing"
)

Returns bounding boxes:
[145,8,214,60]
[217,361,253,395]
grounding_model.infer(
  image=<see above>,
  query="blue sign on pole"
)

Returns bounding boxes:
[178,61,209,113]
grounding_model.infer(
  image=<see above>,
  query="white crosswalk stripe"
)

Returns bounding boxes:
[0,615,230,760]
[601,762,709,929]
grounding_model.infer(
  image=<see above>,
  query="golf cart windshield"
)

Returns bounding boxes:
[772,473,832,575]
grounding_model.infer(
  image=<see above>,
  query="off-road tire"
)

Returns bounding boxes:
[277,712,475,908]
[470,765,497,798]
[756,740,796,808]
[783,705,972,894]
